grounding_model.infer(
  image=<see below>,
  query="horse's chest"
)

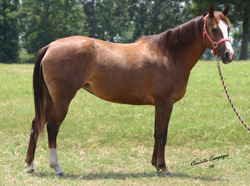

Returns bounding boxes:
[156,72,189,103]
[173,74,189,103]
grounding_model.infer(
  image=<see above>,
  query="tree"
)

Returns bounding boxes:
[82,0,192,43]
[238,3,250,60]
[82,0,131,42]
[0,0,20,63]
[226,1,250,60]
[128,0,192,40]
[91,0,95,38]
[20,0,86,60]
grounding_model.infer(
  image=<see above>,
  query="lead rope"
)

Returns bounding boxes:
[216,57,250,131]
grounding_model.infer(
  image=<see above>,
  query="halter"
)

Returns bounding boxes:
[203,14,231,57]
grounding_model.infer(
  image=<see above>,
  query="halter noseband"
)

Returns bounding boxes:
[203,14,231,57]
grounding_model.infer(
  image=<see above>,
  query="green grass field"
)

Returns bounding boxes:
[0,61,250,185]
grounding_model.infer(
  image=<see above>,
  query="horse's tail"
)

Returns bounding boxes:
[33,44,50,138]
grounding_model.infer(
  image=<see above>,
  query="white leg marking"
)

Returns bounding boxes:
[218,20,234,59]
[27,160,35,173]
[49,148,64,175]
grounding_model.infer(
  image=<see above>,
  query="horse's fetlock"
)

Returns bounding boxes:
[157,162,166,169]
[49,161,58,169]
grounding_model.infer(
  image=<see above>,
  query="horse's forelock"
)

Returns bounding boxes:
[215,12,231,28]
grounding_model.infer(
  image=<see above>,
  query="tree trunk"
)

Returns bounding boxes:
[239,7,250,60]
[91,0,95,38]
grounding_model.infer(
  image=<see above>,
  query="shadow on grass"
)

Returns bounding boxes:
[32,171,227,182]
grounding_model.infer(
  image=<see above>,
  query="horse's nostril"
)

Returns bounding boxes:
[225,52,230,59]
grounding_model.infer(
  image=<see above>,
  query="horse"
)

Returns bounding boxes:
[25,4,234,176]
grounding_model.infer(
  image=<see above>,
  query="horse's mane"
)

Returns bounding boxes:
[137,15,205,58]
[137,13,231,59]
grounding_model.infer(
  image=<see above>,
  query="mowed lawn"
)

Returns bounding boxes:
[0,61,250,185]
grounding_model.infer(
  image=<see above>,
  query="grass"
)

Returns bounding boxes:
[0,61,250,185]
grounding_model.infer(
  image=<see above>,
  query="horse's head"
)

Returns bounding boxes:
[203,5,234,64]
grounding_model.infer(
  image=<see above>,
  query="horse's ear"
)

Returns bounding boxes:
[209,4,214,17]
[222,5,230,16]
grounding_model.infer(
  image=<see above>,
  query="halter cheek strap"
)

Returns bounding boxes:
[203,14,231,57]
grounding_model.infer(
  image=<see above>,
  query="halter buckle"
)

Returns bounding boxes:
[213,42,218,48]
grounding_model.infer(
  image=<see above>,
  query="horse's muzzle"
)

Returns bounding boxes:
[221,50,234,64]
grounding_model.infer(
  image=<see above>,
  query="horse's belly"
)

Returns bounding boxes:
[82,82,153,105]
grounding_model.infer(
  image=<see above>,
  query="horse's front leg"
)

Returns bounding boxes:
[152,97,173,176]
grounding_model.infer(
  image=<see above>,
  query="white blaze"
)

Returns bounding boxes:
[218,20,234,58]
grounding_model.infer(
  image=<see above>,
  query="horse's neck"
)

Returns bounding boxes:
[182,35,207,71]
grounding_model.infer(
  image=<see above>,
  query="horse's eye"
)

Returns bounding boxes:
[212,28,217,33]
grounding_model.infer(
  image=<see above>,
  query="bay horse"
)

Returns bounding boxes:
[25,5,234,176]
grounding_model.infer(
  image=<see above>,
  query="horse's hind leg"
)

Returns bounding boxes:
[25,118,38,173]
[46,101,69,175]
[25,88,53,173]
[46,89,77,175]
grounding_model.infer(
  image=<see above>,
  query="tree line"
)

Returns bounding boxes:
[0,0,249,63]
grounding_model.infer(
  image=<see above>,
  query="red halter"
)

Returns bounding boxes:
[203,14,231,57]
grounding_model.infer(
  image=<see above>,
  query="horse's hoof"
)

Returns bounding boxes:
[26,169,36,174]
[165,172,172,177]
[55,171,65,176]
[160,171,172,177]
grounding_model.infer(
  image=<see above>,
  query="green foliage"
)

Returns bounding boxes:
[82,0,192,42]
[0,1,249,63]
[20,0,87,61]
[190,0,223,16]
[18,48,35,63]
[0,0,20,63]
[231,26,250,60]
[129,0,192,40]
[82,0,132,42]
